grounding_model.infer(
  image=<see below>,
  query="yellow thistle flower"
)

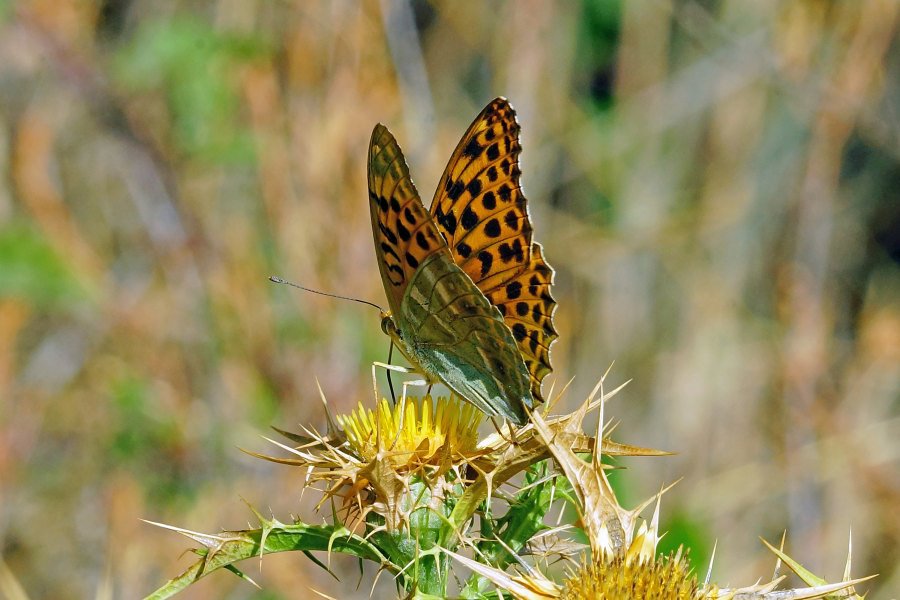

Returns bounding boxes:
[336,394,482,469]
[560,551,698,600]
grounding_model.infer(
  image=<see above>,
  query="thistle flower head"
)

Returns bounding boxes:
[560,550,698,600]
[336,394,483,469]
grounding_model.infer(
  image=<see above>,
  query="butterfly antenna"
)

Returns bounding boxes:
[269,276,385,312]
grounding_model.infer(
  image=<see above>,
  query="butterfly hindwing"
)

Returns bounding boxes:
[429,98,558,403]
[400,251,531,423]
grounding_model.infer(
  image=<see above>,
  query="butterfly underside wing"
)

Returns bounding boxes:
[368,123,533,424]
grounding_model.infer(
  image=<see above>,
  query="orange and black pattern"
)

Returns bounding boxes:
[368,124,449,318]
[429,98,557,402]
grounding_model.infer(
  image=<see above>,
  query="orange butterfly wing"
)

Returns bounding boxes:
[429,98,558,402]
[368,124,447,318]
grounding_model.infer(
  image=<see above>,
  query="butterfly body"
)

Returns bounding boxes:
[368,98,557,425]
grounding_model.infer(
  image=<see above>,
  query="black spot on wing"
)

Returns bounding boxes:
[461,205,478,231]
[436,207,458,236]
[416,231,430,250]
[484,218,501,238]
[463,137,484,158]
[528,329,540,354]
[396,221,411,241]
[448,180,465,201]
[477,250,493,278]
[504,210,520,231]
[379,223,398,245]
[511,323,527,342]
[380,242,400,261]
[498,238,524,263]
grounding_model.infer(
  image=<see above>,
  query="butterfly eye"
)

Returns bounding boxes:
[381,315,401,339]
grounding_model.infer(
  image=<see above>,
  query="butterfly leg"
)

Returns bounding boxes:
[371,361,423,403]
[372,362,426,392]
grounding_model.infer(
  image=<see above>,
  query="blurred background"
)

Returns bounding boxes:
[0,0,897,598]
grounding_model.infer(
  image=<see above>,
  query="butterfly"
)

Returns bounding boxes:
[368,97,557,425]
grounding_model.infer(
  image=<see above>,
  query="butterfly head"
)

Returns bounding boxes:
[380,311,422,376]
[380,311,402,342]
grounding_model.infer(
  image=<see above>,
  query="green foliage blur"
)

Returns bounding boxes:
[0,1,897,598]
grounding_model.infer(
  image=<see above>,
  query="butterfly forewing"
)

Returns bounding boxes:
[483,243,555,391]
[368,123,532,424]
[368,124,444,318]
[429,98,558,403]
